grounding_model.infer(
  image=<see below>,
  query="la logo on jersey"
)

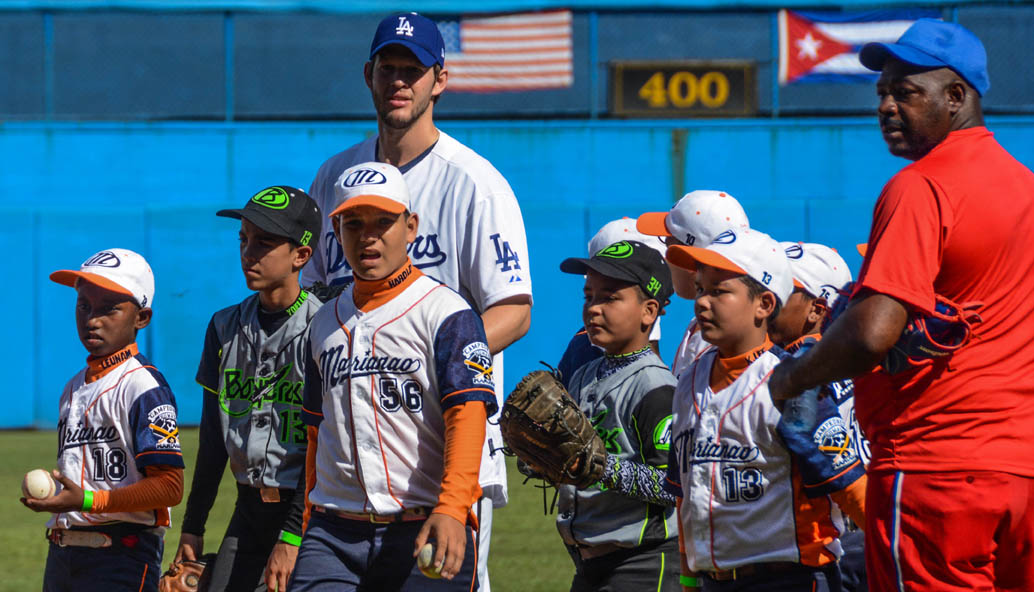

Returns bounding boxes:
[490,233,522,283]
[396,16,415,37]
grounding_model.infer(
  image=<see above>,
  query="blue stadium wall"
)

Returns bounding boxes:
[5,116,1034,428]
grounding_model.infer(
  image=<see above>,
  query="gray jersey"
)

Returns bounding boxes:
[197,291,322,488]
[556,351,679,549]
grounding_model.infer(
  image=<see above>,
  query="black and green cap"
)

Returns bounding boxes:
[217,186,322,247]
[560,240,674,305]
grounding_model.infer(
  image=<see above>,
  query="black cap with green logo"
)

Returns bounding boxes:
[217,186,323,247]
[560,240,674,305]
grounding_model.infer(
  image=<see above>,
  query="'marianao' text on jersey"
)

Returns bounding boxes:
[666,348,865,572]
[51,344,184,530]
[303,270,497,514]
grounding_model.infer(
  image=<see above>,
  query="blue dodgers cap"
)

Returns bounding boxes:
[370,12,445,68]
[859,18,989,96]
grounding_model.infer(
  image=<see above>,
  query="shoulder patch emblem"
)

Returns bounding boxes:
[813,416,857,471]
[462,342,494,387]
[147,404,180,450]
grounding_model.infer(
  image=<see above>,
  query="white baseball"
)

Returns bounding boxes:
[417,542,442,579]
[22,469,56,500]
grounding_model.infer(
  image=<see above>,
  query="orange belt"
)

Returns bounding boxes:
[314,505,430,524]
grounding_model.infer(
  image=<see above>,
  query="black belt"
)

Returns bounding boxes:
[705,561,816,581]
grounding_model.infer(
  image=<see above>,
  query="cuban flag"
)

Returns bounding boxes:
[778,9,941,85]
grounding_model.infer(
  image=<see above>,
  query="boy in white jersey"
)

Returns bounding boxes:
[291,162,494,591]
[636,191,750,379]
[302,16,533,588]
[662,229,866,591]
[23,248,184,592]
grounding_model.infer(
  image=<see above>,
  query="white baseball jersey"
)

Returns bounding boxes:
[302,265,497,514]
[670,319,712,380]
[665,347,865,572]
[303,131,531,504]
[50,344,184,530]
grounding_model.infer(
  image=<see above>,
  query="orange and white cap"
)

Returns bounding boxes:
[588,217,666,257]
[329,162,411,217]
[780,242,853,308]
[50,248,155,309]
[637,190,750,247]
[666,228,792,306]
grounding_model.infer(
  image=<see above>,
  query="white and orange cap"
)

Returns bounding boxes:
[637,190,750,247]
[50,248,155,309]
[329,162,411,217]
[780,242,853,308]
[588,217,666,257]
[666,227,792,305]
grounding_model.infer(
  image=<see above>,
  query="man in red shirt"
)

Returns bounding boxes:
[770,19,1034,591]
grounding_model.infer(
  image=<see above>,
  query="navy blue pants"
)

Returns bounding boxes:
[43,525,163,592]
[288,511,478,592]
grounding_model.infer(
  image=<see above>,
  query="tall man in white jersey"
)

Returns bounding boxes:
[300,13,533,591]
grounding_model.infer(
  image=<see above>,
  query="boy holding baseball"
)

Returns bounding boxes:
[554,239,681,591]
[290,162,495,591]
[24,248,184,592]
[174,186,324,592]
[664,228,866,591]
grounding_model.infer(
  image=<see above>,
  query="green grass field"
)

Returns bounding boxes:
[0,429,573,592]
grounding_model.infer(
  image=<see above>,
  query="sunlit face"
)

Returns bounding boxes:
[334,206,418,281]
[75,282,149,358]
[694,264,774,357]
[364,46,446,130]
[582,270,658,356]
[238,219,310,292]
[876,59,956,161]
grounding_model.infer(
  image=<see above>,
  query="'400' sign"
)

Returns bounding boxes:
[611,61,756,117]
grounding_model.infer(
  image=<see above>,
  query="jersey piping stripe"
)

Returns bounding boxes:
[892,471,906,592]
[137,563,148,592]
[135,450,183,459]
[801,459,862,491]
[708,364,774,570]
[468,527,479,592]
[334,298,369,510]
[369,282,446,510]
[440,387,495,401]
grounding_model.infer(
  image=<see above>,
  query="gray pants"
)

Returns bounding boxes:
[204,484,297,592]
[568,538,680,592]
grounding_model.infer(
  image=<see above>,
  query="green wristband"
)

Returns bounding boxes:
[680,575,700,587]
[81,490,94,512]
[278,530,302,547]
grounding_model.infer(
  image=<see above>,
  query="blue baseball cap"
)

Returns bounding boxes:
[370,12,445,68]
[859,19,989,96]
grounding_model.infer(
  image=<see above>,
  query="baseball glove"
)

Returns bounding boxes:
[882,295,982,375]
[158,555,214,592]
[499,370,606,489]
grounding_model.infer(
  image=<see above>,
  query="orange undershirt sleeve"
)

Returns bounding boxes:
[90,465,183,514]
[302,425,319,533]
[830,473,867,529]
[434,401,487,527]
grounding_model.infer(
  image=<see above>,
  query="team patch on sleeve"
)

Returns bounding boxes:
[147,404,181,451]
[812,415,858,472]
[653,416,673,453]
[462,342,494,388]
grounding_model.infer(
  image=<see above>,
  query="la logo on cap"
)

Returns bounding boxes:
[396,15,415,37]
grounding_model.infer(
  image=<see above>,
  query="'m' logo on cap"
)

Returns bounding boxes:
[252,187,290,210]
[598,241,634,259]
[343,169,388,187]
[785,244,804,259]
[83,251,121,268]
[713,230,737,245]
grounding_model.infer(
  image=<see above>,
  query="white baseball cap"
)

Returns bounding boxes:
[666,228,792,306]
[588,217,666,257]
[50,248,155,309]
[637,190,750,246]
[781,242,853,308]
[329,162,412,217]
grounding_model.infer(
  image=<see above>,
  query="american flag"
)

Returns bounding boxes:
[438,10,573,92]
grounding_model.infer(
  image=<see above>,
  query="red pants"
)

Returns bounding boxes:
[866,471,1034,592]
